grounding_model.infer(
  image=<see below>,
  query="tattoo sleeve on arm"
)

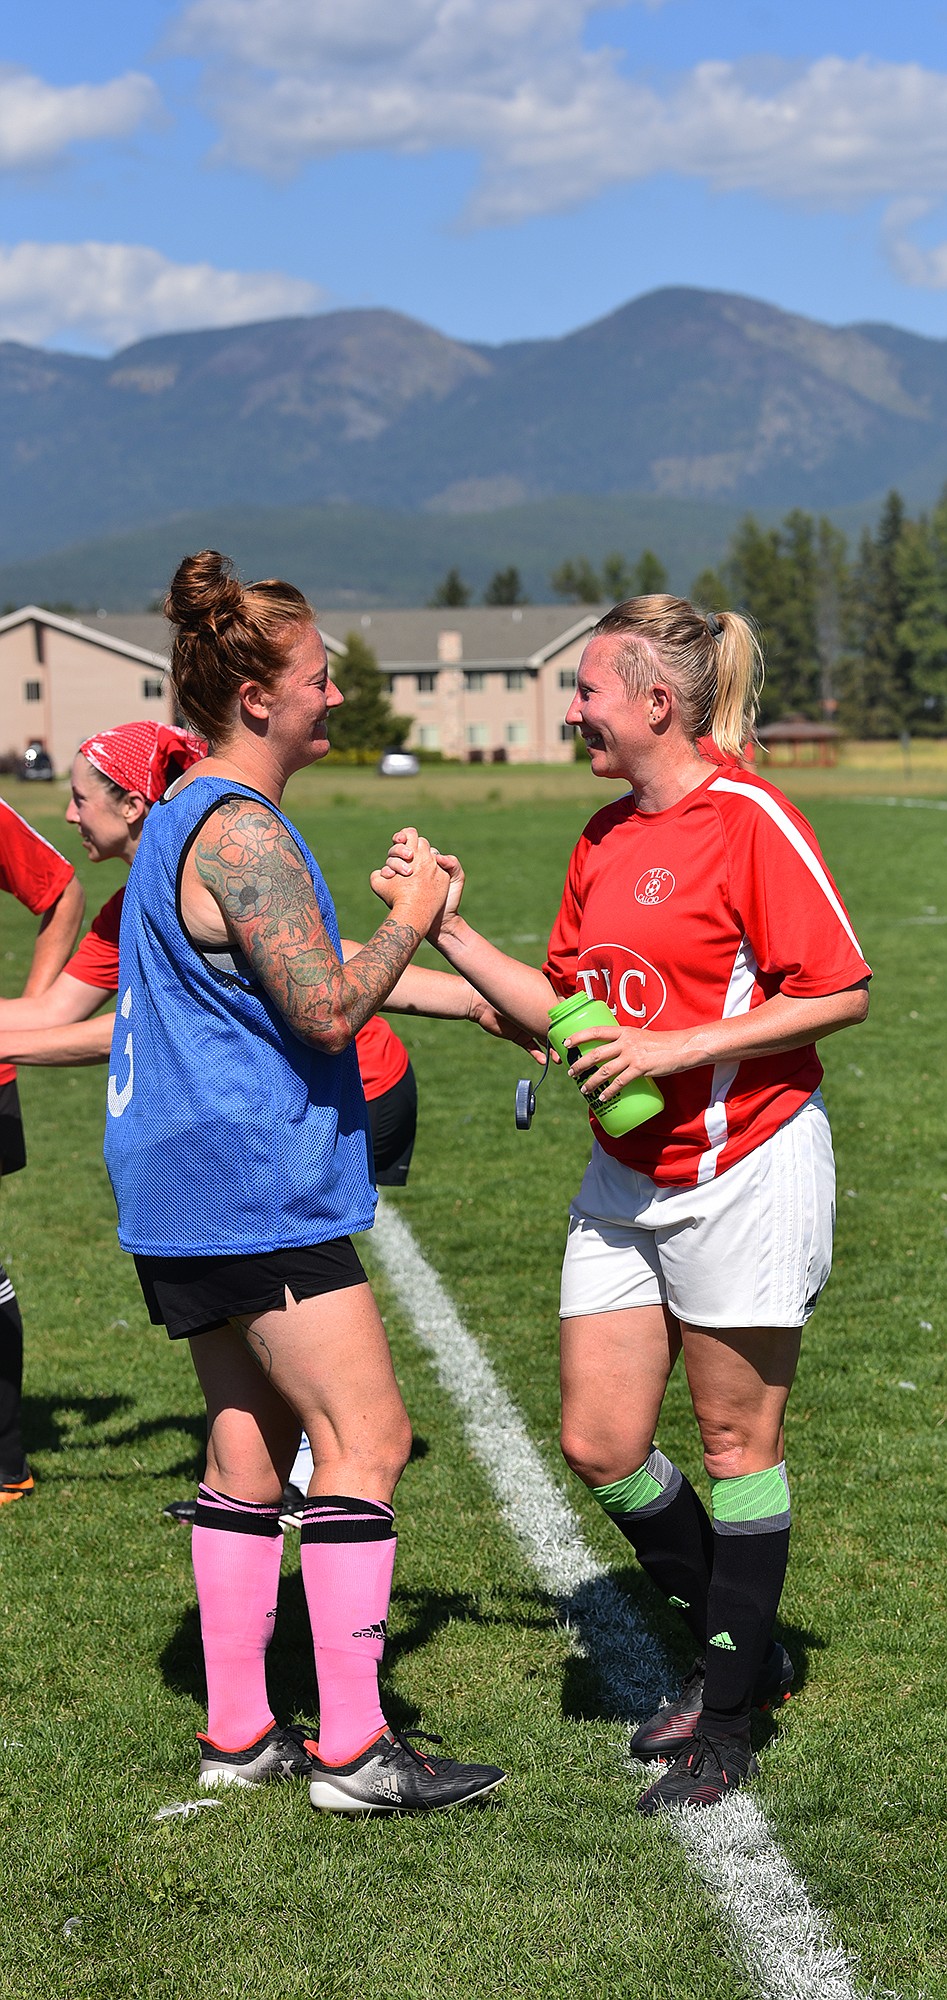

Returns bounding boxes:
[193,800,422,1049]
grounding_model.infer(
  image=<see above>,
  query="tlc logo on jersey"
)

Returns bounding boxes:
[634,868,675,905]
[574,946,667,1026]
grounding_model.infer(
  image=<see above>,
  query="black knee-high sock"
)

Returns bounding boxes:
[701,1465,791,1737]
[594,1450,713,1650]
[0,1262,27,1482]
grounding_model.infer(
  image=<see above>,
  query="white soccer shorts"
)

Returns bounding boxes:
[559,1092,835,1330]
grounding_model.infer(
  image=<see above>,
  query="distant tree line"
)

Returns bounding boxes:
[427,488,947,735]
[692,490,947,736]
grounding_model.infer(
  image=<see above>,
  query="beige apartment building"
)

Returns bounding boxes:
[0,603,604,771]
[0,605,172,773]
[318,606,602,763]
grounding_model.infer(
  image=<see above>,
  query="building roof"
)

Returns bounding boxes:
[0,604,169,670]
[317,605,604,666]
[56,603,606,671]
[757,716,841,741]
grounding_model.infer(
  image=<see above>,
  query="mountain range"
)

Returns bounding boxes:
[2,285,947,595]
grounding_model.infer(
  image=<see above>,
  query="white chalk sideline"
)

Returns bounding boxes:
[372,1199,870,2000]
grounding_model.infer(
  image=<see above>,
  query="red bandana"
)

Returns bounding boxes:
[79,722,207,802]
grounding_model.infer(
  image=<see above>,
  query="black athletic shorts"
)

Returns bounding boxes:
[0,1080,26,1178]
[368,1062,417,1188]
[134,1237,367,1341]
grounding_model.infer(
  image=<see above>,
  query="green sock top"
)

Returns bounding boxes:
[710,1464,789,1525]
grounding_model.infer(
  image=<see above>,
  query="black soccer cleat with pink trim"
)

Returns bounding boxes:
[308,1727,506,1815]
[197,1721,316,1789]
[635,1727,759,1815]
[629,1643,793,1763]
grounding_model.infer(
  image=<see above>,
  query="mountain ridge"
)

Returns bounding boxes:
[2,286,947,566]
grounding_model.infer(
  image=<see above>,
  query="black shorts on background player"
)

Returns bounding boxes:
[0,1081,29,1490]
[368,1063,417,1188]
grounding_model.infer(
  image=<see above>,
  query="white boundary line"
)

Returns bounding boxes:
[373,1201,871,2000]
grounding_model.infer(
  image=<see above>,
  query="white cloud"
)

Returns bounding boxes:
[169,0,947,276]
[883,200,947,291]
[0,66,160,171]
[0,243,324,350]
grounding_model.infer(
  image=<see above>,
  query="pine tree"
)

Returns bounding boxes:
[327,633,410,753]
[896,488,947,732]
[550,557,602,603]
[429,568,472,607]
[631,549,668,595]
[484,566,529,605]
[844,492,911,735]
[690,567,729,611]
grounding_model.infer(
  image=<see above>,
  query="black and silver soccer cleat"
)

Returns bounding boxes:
[636,1727,759,1815]
[277,1483,309,1530]
[308,1728,506,1815]
[629,1643,793,1763]
[198,1721,316,1789]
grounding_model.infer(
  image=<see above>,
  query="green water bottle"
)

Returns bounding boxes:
[547,992,664,1138]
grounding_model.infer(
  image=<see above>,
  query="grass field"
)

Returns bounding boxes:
[1,760,946,1999]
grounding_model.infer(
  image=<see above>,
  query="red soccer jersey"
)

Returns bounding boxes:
[67,885,409,1099]
[543,763,870,1187]
[67,886,124,990]
[0,798,76,1086]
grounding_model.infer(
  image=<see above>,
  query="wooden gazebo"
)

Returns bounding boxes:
[757,715,842,766]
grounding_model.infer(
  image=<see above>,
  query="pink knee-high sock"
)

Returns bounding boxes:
[191,1483,283,1751]
[300,1494,396,1764]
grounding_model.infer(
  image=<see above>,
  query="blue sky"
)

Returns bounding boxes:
[3,0,947,354]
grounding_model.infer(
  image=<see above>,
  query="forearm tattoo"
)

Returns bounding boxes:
[194,801,421,1044]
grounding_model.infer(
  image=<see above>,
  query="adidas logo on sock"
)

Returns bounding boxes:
[352,1620,388,1641]
[709,1630,737,1651]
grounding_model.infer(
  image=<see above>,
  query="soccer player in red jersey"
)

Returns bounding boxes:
[0,797,84,1501]
[384,594,870,1812]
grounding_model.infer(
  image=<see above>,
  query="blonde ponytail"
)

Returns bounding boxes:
[706,610,763,758]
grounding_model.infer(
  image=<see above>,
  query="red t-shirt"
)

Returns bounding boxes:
[543,763,870,1187]
[0,799,77,1086]
[68,886,409,1100]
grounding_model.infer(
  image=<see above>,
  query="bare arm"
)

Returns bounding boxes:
[0,969,111,1032]
[338,938,546,1056]
[567,983,870,1103]
[22,875,85,996]
[0,1013,115,1066]
[340,939,482,1020]
[190,804,447,1053]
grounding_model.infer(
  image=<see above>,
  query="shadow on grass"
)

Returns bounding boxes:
[159,1573,560,1730]
[23,1391,205,1480]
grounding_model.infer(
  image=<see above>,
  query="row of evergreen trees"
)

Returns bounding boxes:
[691,491,947,736]
[427,489,947,735]
[333,486,947,746]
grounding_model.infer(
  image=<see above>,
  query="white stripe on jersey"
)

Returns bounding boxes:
[0,796,71,867]
[709,777,862,955]
[0,1278,15,1305]
[697,933,758,1185]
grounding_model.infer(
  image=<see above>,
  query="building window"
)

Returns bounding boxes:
[558,668,576,689]
[464,671,485,692]
[506,721,528,746]
[416,672,437,693]
[505,670,524,691]
[24,681,42,702]
[466,723,488,748]
[142,677,164,699]
[417,726,440,750]
[560,723,577,742]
